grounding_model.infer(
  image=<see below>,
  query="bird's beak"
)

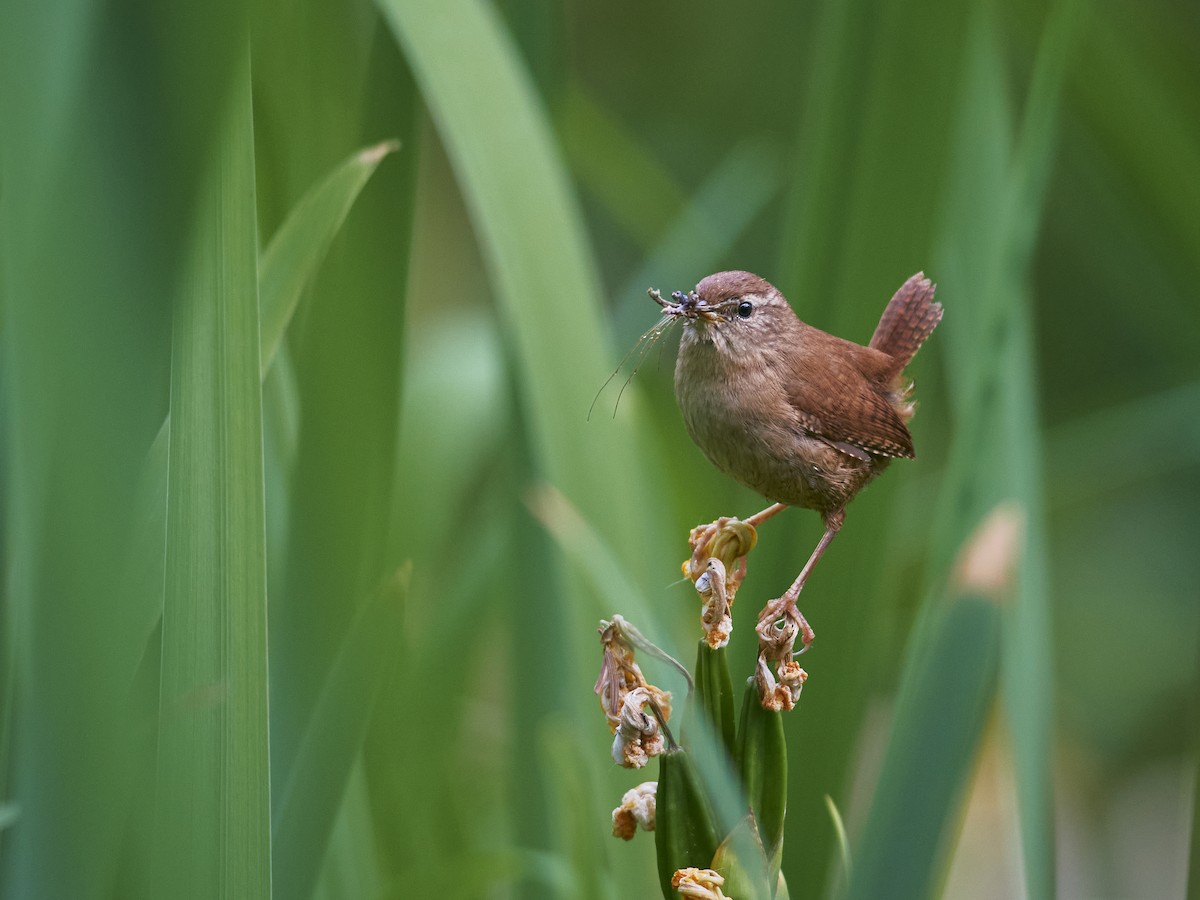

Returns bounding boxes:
[647,288,722,323]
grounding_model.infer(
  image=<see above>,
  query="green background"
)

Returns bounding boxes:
[1,0,1197,897]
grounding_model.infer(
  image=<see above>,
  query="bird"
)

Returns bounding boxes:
[650,270,942,606]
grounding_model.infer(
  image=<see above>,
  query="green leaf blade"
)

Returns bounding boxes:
[375,0,661,570]
[847,591,1003,900]
[258,139,401,377]
[271,572,405,900]
[154,52,272,899]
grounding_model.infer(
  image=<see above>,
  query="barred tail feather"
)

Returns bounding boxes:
[870,272,943,374]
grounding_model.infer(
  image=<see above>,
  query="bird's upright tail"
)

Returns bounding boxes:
[869,272,943,374]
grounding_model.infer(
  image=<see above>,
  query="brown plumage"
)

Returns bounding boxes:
[657,270,941,602]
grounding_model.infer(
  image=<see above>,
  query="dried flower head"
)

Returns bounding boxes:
[611,781,657,840]
[682,519,757,648]
[612,686,667,768]
[684,518,756,600]
[695,558,733,649]
[754,652,808,712]
[672,867,730,899]
[596,616,673,733]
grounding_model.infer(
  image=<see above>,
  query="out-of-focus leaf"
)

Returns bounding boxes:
[847,506,1014,900]
[259,139,400,376]
[375,0,663,576]
[931,5,1083,897]
[123,139,401,693]
[272,571,406,900]
[311,762,387,900]
[558,83,686,247]
[0,0,248,893]
[846,591,1001,900]
[375,12,675,891]
[1046,381,1200,507]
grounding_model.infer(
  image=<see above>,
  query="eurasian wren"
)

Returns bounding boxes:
[651,270,942,602]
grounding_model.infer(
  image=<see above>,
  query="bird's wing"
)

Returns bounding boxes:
[784,332,916,459]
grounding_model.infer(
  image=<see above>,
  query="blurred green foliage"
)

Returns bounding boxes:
[1,0,1197,898]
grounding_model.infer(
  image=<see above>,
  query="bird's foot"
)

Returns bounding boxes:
[753,596,813,710]
[756,594,815,655]
[685,515,759,590]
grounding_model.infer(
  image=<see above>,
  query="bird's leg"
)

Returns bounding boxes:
[756,593,816,660]
[781,508,845,603]
[690,502,787,558]
[685,502,785,589]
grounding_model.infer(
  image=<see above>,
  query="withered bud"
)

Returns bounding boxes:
[684,518,756,599]
[612,686,667,768]
[696,558,733,649]
[611,781,657,840]
[753,646,809,712]
[672,867,729,899]
[596,617,673,732]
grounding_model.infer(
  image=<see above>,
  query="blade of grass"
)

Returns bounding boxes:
[1190,730,1200,900]
[777,0,972,325]
[824,794,850,885]
[272,571,406,900]
[267,23,417,814]
[369,471,528,897]
[1046,381,1200,507]
[771,3,975,896]
[775,0,879,306]
[311,761,387,900]
[122,138,402,692]
[0,2,244,894]
[153,50,271,898]
[257,136,403,635]
[375,0,678,730]
[930,3,1083,897]
[846,513,1009,899]
[259,139,401,377]
[377,9,673,891]
[525,484,664,643]
[557,82,687,248]
[376,0,662,572]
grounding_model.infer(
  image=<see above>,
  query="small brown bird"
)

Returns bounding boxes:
[651,271,942,603]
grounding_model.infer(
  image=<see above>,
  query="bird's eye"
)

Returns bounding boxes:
[736,300,754,318]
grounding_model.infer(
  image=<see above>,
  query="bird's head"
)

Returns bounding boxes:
[650,270,800,357]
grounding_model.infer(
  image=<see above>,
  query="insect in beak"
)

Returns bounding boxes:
[652,289,721,323]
